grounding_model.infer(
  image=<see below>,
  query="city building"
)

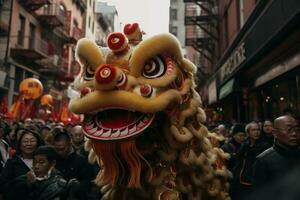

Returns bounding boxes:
[182,0,219,104]
[169,0,210,96]
[207,0,300,122]
[95,1,120,46]
[0,0,86,108]
[182,0,300,123]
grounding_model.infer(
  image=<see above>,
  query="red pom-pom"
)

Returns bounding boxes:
[123,23,139,35]
[95,64,116,84]
[107,32,126,51]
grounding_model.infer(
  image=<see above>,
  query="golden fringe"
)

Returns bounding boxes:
[91,140,119,186]
[120,140,142,188]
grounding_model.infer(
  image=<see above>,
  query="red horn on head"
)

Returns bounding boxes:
[123,23,144,44]
[107,32,129,53]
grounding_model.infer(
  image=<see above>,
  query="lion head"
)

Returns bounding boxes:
[69,23,231,200]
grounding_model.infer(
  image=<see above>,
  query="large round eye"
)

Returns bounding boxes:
[142,56,166,79]
[84,65,94,80]
[116,72,127,88]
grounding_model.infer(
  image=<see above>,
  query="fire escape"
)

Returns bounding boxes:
[184,0,218,73]
[18,0,52,12]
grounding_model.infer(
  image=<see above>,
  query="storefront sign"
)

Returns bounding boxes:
[219,78,235,100]
[220,43,246,82]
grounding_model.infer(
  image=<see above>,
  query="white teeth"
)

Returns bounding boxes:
[89,127,98,133]
[94,129,103,136]
[120,128,128,136]
[137,121,145,128]
[101,129,112,137]
[86,123,95,130]
[129,125,137,134]
[111,129,120,138]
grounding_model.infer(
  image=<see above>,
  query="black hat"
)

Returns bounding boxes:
[232,123,245,135]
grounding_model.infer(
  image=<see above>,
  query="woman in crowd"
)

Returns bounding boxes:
[0,128,43,200]
[259,120,274,147]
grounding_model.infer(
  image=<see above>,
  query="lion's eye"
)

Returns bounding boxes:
[142,56,166,78]
[84,65,94,80]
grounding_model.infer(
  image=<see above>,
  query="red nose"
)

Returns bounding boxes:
[95,64,116,84]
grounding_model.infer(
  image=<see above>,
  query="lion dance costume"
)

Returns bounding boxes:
[69,23,231,200]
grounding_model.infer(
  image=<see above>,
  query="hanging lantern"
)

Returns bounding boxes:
[19,78,43,100]
[41,94,53,106]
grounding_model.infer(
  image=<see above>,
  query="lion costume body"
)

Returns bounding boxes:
[69,23,231,200]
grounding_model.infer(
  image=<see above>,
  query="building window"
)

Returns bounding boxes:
[29,23,36,49]
[92,22,94,33]
[90,0,92,6]
[73,19,79,27]
[14,67,24,92]
[170,26,178,36]
[170,9,177,20]
[88,16,91,28]
[17,15,25,46]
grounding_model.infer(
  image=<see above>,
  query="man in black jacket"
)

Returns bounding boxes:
[53,129,94,200]
[230,121,269,200]
[251,115,300,199]
[221,123,246,171]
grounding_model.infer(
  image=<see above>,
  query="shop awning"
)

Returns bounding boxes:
[219,78,235,100]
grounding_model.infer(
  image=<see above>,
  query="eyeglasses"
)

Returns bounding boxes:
[274,126,300,134]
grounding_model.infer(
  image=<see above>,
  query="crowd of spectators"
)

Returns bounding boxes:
[213,114,300,200]
[0,113,299,200]
[0,117,99,200]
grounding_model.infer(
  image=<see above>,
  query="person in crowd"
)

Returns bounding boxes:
[53,129,94,200]
[40,125,54,145]
[69,125,102,199]
[245,115,300,200]
[11,145,70,200]
[253,115,300,187]
[0,125,9,173]
[0,129,43,200]
[35,119,46,129]
[5,122,22,149]
[216,124,229,146]
[259,120,274,147]
[70,125,86,156]
[231,121,269,200]
[24,118,33,128]
[221,123,246,171]
[217,124,228,137]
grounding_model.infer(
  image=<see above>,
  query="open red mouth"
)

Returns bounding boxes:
[83,109,155,140]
